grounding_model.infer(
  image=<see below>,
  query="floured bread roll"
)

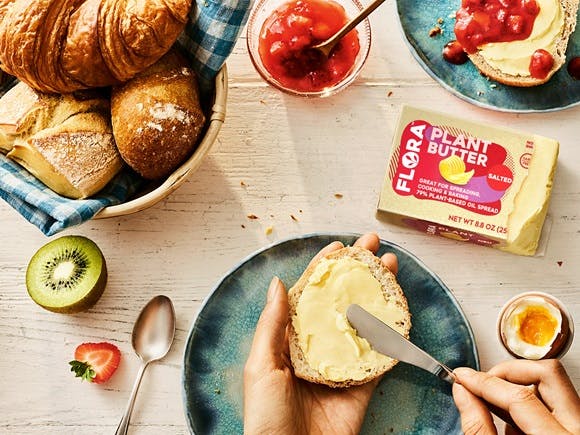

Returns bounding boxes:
[111,49,206,180]
[0,82,123,199]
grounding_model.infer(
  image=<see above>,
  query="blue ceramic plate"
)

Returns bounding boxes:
[182,233,479,434]
[396,0,580,112]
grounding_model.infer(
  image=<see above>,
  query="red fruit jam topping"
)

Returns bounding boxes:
[529,48,554,79]
[454,0,540,54]
[443,40,469,65]
[258,0,360,93]
[567,56,580,79]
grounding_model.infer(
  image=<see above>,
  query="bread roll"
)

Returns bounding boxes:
[0,0,192,93]
[0,82,109,153]
[0,82,123,199]
[110,50,206,180]
[288,246,412,388]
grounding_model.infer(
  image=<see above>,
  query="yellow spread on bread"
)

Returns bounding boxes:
[293,257,407,382]
[478,0,565,76]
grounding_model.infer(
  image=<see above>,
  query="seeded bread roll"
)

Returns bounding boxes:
[466,0,578,86]
[288,246,412,388]
[110,49,206,180]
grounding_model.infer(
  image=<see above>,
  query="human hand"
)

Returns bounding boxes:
[243,233,398,435]
[452,359,580,435]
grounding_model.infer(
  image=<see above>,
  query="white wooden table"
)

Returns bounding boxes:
[0,2,578,433]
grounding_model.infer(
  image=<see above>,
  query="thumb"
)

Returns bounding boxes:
[246,277,289,369]
[453,382,498,435]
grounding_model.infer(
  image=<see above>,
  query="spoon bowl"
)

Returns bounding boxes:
[116,295,176,435]
[132,295,175,363]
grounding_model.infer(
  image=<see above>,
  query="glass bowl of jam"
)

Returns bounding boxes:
[497,291,574,360]
[246,0,371,97]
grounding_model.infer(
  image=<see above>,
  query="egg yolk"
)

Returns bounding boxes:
[515,306,558,346]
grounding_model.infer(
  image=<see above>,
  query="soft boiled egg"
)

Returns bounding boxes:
[498,292,574,360]
[503,297,562,360]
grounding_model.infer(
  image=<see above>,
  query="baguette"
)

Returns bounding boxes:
[460,0,578,86]
[288,246,412,388]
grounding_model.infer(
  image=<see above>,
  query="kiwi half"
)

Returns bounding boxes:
[26,235,107,313]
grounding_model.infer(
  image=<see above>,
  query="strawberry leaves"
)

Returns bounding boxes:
[69,360,96,382]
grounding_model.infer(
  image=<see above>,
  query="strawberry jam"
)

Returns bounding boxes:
[443,40,469,64]
[258,0,360,93]
[529,49,554,79]
[454,0,541,54]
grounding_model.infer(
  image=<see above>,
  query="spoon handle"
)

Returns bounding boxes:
[115,362,148,435]
[325,0,386,46]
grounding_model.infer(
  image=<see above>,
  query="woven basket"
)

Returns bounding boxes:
[94,65,228,219]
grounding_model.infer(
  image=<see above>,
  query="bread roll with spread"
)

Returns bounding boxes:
[288,246,411,388]
[0,82,123,199]
[0,0,192,93]
[111,50,206,180]
[455,0,578,86]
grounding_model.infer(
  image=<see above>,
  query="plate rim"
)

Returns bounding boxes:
[181,231,481,434]
[394,0,580,114]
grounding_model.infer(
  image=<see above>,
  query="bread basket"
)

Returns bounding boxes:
[94,65,228,219]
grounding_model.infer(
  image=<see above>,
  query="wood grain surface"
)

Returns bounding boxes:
[0,2,578,433]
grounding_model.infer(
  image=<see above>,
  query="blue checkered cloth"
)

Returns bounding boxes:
[0,0,251,236]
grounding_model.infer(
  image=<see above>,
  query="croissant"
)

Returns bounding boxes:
[0,0,192,93]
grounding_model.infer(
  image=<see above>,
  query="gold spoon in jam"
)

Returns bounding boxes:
[310,0,386,58]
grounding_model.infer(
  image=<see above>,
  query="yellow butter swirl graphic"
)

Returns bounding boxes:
[439,155,474,185]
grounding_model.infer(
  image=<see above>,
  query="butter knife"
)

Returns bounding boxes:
[346,304,519,430]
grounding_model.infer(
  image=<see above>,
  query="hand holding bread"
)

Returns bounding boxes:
[243,233,403,435]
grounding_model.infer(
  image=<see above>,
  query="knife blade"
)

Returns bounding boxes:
[346,304,519,430]
[346,304,455,383]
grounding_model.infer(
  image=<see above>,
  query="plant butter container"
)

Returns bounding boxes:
[377,105,559,256]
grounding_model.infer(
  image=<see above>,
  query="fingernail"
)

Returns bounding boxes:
[267,276,280,302]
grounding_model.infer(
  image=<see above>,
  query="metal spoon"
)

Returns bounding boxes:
[310,0,386,58]
[115,295,176,435]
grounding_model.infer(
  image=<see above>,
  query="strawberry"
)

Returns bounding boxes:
[69,342,121,384]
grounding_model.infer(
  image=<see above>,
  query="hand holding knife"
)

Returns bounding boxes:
[346,304,521,431]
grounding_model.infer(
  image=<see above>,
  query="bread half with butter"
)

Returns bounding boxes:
[463,0,578,86]
[288,246,411,388]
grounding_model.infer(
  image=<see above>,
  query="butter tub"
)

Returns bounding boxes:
[377,105,558,256]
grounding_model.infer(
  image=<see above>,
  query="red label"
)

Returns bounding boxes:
[391,120,517,216]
